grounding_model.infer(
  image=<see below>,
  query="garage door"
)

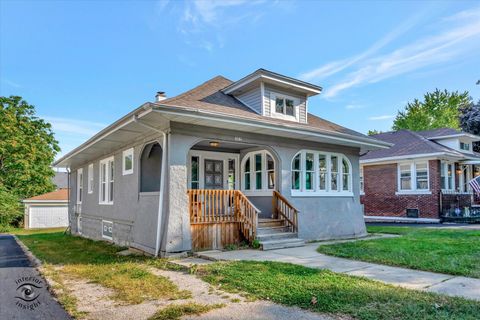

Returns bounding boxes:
[29,206,69,228]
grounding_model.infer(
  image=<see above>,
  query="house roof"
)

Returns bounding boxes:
[54,70,390,168]
[416,128,461,139]
[361,129,480,163]
[158,75,374,141]
[23,189,69,202]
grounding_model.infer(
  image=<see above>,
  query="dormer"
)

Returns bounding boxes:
[427,131,480,154]
[222,69,322,124]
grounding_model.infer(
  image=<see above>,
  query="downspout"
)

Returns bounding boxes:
[133,114,167,257]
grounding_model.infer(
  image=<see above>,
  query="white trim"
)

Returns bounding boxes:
[290,149,353,196]
[240,150,276,194]
[364,216,440,223]
[101,220,113,240]
[87,163,94,194]
[23,200,69,203]
[270,91,300,122]
[187,150,240,190]
[428,133,480,141]
[122,148,134,175]
[260,81,265,116]
[99,156,114,205]
[440,160,456,191]
[361,152,456,164]
[395,191,432,195]
[397,160,430,193]
[76,168,83,204]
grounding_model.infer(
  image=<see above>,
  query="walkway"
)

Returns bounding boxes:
[187,242,480,301]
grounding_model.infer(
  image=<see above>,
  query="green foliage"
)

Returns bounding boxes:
[367,129,383,136]
[392,89,471,131]
[0,183,23,227]
[251,239,261,249]
[0,96,60,199]
[148,303,224,320]
[459,100,480,152]
[318,226,480,278]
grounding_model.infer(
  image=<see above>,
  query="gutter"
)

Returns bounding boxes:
[132,115,168,258]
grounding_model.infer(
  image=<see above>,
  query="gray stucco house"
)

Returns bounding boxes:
[54,69,389,256]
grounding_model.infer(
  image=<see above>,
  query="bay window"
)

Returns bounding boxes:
[242,150,275,195]
[397,161,430,193]
[291,150,353,196]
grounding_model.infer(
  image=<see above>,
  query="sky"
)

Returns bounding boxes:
[1,0,480,158]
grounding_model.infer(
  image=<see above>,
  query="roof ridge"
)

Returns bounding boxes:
[161,75,232,103]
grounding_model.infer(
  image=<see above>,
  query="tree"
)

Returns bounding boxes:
[367,129,383,136]
[392,89,471,131]
[0,96,60,199]
[459,100,480,152]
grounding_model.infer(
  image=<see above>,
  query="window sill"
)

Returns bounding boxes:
[122,170,133,176]
[99,202,114,205]
[291,191,354,197]
[360,192,365,196]
[242,190,273,197]
[395,191,431,195]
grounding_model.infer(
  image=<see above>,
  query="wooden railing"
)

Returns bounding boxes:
[187,189,260,245]
[272,190,299,233]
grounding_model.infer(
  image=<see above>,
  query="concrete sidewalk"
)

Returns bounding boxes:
[189,243,480,301]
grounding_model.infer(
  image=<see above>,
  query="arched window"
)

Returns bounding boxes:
[241,150,275,194]
[140,142,162,192]
[291,150,353,196]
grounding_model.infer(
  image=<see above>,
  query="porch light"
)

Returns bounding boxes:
[209,141,220,147]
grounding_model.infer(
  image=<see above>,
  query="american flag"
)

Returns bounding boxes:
[469,176,480,194]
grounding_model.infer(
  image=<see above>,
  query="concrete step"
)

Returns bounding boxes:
[256,232,298,242]
[257,226,292,235]
[258,219,284,227]
[260,238,305,251]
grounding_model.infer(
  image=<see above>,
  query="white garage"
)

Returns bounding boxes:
[23,189,69,229]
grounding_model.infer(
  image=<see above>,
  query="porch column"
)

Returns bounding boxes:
[161,133,197,255]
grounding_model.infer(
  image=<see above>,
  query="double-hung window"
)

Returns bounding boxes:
[122,148,134,175]
[291,150,352,196]
[77,168,83,204]
[397,161,429,193]
[88,164,94,193]
[271,92,298,121]
[440,161,455,191]
[99,157,114,204]
[359,166,364,194]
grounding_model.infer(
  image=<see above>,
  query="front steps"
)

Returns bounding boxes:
[257,218,305,250]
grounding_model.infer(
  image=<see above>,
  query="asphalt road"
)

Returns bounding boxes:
[0,234,70,319]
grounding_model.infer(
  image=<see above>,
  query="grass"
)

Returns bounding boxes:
[198,260,480,320]
[2,227,67,235]
[17,231,190,307]
[148,303,224,320]
[317,225,480,278]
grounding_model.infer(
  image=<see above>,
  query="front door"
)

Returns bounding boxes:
[205,159,224,189]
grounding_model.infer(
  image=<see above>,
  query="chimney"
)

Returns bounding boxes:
[155,91,166,102]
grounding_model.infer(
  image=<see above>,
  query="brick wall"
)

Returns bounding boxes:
[361,160,441,219]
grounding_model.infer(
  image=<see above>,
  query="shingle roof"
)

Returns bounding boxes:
[24,189,69,201]
[158,76,370,140]
[361,129,480,161]
[417,128,462,138]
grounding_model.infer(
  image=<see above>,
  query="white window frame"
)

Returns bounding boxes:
[88,164,94,194]
[291,150,353,197]
[460,142,470,151]
[459,164,472,193]
[270,92,300,122]
[187,150,240,190]
[241,150,276,196]
[99,156,114,205]
[440,160,456,191]
[359,166,365,195]
[77,168,83,204]
[396,161,431,195]
[122,148,134,175]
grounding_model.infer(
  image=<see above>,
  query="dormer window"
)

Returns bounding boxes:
[460,142,470,151]
[275,97,295,116]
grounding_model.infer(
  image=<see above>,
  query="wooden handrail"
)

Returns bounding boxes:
[187,189,260,244]
[272,190,299,233]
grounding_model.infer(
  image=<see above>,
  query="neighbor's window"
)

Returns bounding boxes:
[291,151,352,196]
[359,166,364,193]
[77,168,83,204]
[88,164,94,193]
[440,161,455,191]
[398,162,429,192]
[122,148,134,175]
[242,151,275,193]
[99,157,114,204]
[460,142,470,151]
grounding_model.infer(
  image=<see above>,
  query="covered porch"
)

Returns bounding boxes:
[186,140,299,250]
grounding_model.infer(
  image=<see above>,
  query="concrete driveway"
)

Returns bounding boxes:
[0,234,70,319]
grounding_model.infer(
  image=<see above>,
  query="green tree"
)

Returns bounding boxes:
[459,100,480,152]
[392,89,471,131]
[367,129,383,136]
[0,96,60,225]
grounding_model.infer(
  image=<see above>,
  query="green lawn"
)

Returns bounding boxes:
[317,225,480,278]
[198,261,480,320]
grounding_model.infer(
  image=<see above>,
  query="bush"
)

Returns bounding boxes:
[0,184,23,228]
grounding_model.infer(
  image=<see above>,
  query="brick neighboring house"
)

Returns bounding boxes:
[360,128,480,222]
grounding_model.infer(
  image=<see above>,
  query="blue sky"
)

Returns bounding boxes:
[1,0,480,158]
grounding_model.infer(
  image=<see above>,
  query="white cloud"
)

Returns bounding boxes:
[42,116,106,136]
[322,7,480,98]
[368,115,395,121]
